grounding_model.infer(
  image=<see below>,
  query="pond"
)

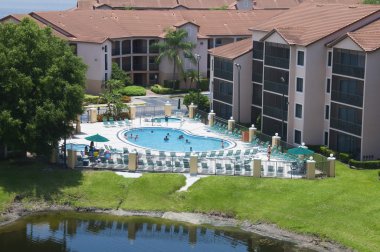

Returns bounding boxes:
[0,212,315,252]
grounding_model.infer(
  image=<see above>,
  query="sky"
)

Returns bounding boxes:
[0,0,77,18]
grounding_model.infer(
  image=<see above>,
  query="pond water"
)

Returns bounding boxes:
[0,212,315,252]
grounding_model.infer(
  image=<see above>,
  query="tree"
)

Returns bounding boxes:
[111,63,132,86]
[101,79,126,117]
[183,91,210,112]
[152,28,196,88]
[0,18,87,156]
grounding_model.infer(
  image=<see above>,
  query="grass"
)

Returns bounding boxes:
[0,160,379,251]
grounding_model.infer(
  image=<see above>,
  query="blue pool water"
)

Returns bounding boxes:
[123,127,231,152]
[66,144,87,151]
[152,117,181,123]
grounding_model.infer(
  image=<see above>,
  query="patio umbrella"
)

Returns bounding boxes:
[177,98,181,110]
[287,147,314,156]
[85,134,109,143]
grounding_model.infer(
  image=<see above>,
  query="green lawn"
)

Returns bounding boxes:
[0,160,379,251]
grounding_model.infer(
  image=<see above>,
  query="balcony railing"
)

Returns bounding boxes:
[330,117,362,136]
[263,105,287,120]
[264,55,289,69]
[133,63,147,71]
[333,64,364,79]
[331,90,363,107]
[264,80,288,95]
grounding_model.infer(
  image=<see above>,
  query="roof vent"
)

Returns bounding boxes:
[348,5,358,8]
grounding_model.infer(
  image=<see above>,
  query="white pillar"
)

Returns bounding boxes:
[189,103,197,119]
[253,158,261,178]
[189,153,198,176]
[272,133,281,148]
[208,110,216,127]
[89,108,97,123]
[164,101,172,117]
[128,151,138,171]
[306,156,316,179]
[249,124,257,142]
[129,105,136,120]
[228,117,235,131]
[327,154,336,177]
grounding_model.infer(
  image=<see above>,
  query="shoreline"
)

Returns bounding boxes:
[0,202,352,252]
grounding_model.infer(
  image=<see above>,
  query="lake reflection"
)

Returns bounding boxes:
[0,212,313,252]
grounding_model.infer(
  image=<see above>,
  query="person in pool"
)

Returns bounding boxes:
[135,135,138,141]
[164,136,169,141]
[185,139,191,144]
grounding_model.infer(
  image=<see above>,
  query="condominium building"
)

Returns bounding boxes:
[1,9,283,94]
[209,2,380,160]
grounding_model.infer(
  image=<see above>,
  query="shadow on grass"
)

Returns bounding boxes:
[0,159,83,202]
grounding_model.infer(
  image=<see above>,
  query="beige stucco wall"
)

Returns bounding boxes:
[77,40,111,94]
[233,52,253,123]
[333,37,363,51]
[264,32,287,44]
[361,49,380,160]
[252,30,267,42]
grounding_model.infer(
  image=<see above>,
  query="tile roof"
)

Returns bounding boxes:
[252,2,380,46]
[343,19,380,52]
[253,0,302,9]
[28,9,283,43]
[95,0,178,9]
[209,38,252,59]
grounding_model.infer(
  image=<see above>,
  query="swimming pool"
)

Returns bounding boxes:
[123,127,232,152]
[66,144,87,151]
[152,117,181,123]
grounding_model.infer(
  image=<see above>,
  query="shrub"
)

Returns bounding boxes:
[183,91,210,112]
[199,78,209,91]
[121,95,131,103]
[119,86,146,96]
[348,159,380,169]
[338,153,350,163]
[151,84,174,94]
[320,146,336,157]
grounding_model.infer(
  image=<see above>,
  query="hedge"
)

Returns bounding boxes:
[151,84,174,94]
[348,159,380,169]
[83,94,106,105]
[119,86,146,96]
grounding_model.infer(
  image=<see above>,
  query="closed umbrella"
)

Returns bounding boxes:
[85,134,109,142]
[178,98,181,110]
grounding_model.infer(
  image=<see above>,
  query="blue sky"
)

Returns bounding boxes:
[0,0,76,18]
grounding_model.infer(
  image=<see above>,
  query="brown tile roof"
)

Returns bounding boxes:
[29,9,283,43]
[209,38,252,59]
[341,19,380,52]
[178,0,236,9]
[252,2,380,46]
[96,0,178,9]
[253,0,302,9]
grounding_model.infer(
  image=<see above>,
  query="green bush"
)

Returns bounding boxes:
[348,159,380,169]
[338,153,350,163]
[151,84,174,94]
[183,91,210,112]
[199,78,209,91]
[320,146,336,157]
[119,86,146,96]
[84,94,106,105]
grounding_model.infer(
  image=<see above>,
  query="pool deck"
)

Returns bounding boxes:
[66,117,304,179]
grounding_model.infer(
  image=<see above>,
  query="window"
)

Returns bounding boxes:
[264,42,290,69]
[325,105,330,119]
[327,51,332,67]
[104,73,108,82]
[253,41,264,60]
[296,77,303,92]
[326,78,331,93]
[297,51,304,66]
[105,54,108,71]
[295,104,302,118]
[324,132,329,146]
[252,60,263,83]
[104,45,108,53]
[294,130,301,144]
[215,38,222,47]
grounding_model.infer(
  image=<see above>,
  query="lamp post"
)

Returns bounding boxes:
[195,54,201,107]
[234,63,241,123]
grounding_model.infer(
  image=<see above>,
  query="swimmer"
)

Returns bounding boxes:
[135,135,138,141]
[221,140,224,148]
[164,136,169,141]
[190,147,193,152]
[151,130,154,133]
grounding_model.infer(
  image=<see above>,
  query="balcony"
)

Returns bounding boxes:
[214,69,233,82]
[264,80,288,95]
[330,117,362,136]
[263,105,287,120]
[133,63,147,71]
[264,55,289,69]
[331,90,363,107]
[213,92,232,104]
[333,64,364,79]
[149,63,159,71]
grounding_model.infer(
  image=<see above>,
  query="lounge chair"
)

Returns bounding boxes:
[117,120,124,126]
[174,161,183,172]
[155,160,164,171]
[244,164,252,175]
[123,147,129,154]
[226,150,233,157]
[116,158,125,170]
[234,150,241,156]
[201,162,209,174]
[267,165,275,177]
[277,166,284,177]
[225,163,233,175]
[208,151,216,158]
[147,159,155,171]
[243,149,251,156]
[165,160,173,171]
[200,152,207,158]
[183,161,190,172]
[102,118,109,127]
[109,117,116,127]
[159,151,166,160]
[234,164,241,175]
[217,150,224,157]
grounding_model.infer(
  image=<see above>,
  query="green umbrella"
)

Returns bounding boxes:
[287,147,314,156]
[85,134,109,142]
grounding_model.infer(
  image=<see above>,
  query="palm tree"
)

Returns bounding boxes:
[152,28,196,88]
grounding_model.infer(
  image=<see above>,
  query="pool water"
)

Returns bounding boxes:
[123,127,231,152]
[152,117,181,123]
[66,144,87,151]
[0,212,311,252]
